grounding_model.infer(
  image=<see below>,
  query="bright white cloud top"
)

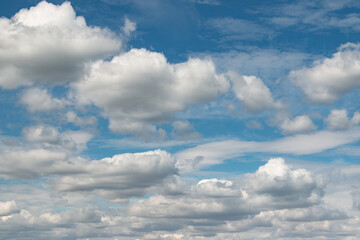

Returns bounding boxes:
[0,1,121,89]
[1,0,360,239]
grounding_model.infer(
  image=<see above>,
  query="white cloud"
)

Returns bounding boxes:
[73,48,228,135]
[326,109,351,130]
[53,150,177,202]
[228,71,281,114]
[325,109,360,130]
[0,201,19,217]
[130,158,323,220]
[20,88,68,112]
[23,125,60,144]
[176,128,360,172]
[352,111,360,125]
[122,17,136,36]
[290,43,360,103]
[0,1,121,89]
[278,115,316,134]
[22,125,93,152]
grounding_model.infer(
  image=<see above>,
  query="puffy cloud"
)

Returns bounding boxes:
[0,144,177,202]
[290,43,360,103]
[130,158,323,221]
[277,115,316,135]
[53,150,177,202]
[20,88,68,112]
[326,109,351,130]
[325,109,360,130]
[22,125,93,152]
[0,201,19,217]
[228,71,281,114]
[73,48,228,135]
[0,1,121,89]
[23,125,60,144]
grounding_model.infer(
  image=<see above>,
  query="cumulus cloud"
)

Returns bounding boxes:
[130,158,324,221]
[73,48,228,135]
[290,43,360,103]
[228,71,281,114]
[0,1,121,89]
[0,143,177,202]
[53,150,177,202]
[277,115,316,134]
[20,88,68,112]
[22,125,93,152]
[326,109,360,130]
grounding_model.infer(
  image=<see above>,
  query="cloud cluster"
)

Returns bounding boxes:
[326,109,360,130]
[0,1,121,89]
[54,150,177,202]
[129,158,324,235]
[0,158,358,239]
[73,48,229,135]
[290,43,360,103]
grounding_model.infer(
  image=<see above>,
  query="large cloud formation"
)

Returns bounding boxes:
[73,48,229,135]
[0,1,121,89]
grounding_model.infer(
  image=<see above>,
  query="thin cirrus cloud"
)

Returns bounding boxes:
[0,1,121,89]
[176,127,360,172]
[206,17,274,41]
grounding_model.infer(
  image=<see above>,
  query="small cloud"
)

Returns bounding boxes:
[325,109,360,130]
[228,71,282,114]
[122,17,136,36]
[20,88,68,112]
[278,115,316,135]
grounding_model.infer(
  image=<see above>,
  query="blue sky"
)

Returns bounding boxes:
[1,0,360,239]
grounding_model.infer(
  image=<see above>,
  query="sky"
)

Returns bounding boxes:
[0,0,360,239]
